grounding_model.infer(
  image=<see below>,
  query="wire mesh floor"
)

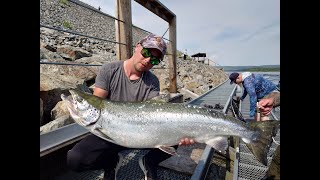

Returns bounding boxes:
[238,129,280,180]
[54,149,192,180]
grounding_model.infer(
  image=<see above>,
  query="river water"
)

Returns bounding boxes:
[255,71,280,85]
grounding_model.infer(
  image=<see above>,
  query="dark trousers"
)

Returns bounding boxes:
[67,134,177,172]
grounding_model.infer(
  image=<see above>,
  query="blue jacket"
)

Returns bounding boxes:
[240,73,276,117]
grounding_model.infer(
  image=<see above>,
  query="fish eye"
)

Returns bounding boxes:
[75,96,83,102]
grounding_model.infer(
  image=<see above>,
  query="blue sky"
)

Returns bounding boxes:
[79,0,280,66]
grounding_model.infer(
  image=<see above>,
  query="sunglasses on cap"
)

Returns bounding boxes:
[140,48,161,65]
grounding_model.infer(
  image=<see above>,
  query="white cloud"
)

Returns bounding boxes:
[79,0,280,66]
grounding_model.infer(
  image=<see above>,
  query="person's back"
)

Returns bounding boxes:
[242,74,276,99]
[229,72,277,119]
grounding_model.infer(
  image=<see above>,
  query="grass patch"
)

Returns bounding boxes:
[59,0,68,5]
[62,20,72,29]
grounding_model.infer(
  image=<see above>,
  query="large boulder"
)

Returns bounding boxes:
[40,115,74,134]
[50,100,70,121]
[56,45,92,61]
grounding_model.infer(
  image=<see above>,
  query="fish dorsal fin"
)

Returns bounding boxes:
[91,127,116,144]
[158,146,178,156]
[206,136,228,154]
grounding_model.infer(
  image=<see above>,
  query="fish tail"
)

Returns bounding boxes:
[243,120,280,166]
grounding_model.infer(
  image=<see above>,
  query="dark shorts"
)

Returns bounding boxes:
[66,134,176,171]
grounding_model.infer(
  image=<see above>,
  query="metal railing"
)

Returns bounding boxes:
[40,123,89,157]
[39,61,166,69]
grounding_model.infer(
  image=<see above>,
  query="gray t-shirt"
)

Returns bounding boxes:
[94,61,159,102]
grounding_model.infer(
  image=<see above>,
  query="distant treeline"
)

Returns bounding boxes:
[244,67,280,72]
[222,65,280,72]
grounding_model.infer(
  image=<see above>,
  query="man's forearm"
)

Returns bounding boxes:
[273,92,280,107]
[264,92,280,107]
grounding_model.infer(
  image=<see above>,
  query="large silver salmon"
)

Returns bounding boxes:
[61,89,279,165]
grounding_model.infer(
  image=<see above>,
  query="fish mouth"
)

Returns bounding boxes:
[60,93,89,126]
[69,90,78,99]
[61,93,72,102]
[61,93,77,116]
[61,94,74,109]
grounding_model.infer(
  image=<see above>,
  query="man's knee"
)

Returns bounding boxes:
[67,149,85,172]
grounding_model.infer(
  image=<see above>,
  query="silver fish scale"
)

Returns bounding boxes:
[95,106,254,148]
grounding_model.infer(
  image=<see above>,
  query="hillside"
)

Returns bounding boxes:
[222,65,280,72]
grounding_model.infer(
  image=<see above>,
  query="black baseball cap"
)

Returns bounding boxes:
[229,73,239,84]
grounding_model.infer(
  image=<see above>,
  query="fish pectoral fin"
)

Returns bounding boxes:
[158,146,177,156]
[206,136,228,154]
[91,127,116,144]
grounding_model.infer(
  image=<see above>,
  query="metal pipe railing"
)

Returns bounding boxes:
[40,61,102,67]
[40,61,166,69]
[222,85,237,114]
[232,146,240,180]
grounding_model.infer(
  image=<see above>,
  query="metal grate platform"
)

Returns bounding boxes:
[238,129,280,180]
[53,149,192,180]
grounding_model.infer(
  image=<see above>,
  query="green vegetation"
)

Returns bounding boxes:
[177,51,184,57]
[62,20,72,29]
[59,0,68,5]
[177,50,192,60]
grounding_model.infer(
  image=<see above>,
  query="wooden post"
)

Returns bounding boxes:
[168,16,177,93]
[115,0,132,60]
